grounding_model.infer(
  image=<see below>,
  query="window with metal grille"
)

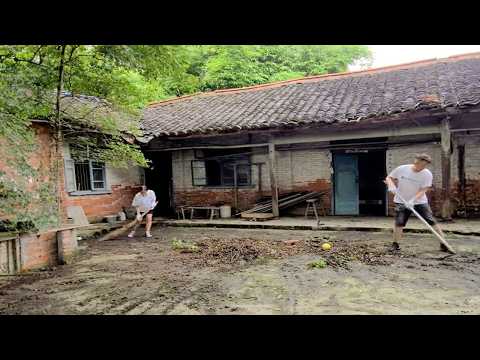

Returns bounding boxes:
[65,144,107,193]
[191,149,252,187]
[71,160,106,192]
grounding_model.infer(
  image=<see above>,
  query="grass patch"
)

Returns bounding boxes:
[307,258,327,269]
[171,238,199,253]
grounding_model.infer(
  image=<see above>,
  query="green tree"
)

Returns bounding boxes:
[0,45,182,231]
[172,45,372,92]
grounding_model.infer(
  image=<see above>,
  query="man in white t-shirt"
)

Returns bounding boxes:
[128,185,156,238]
[384,153,448,252]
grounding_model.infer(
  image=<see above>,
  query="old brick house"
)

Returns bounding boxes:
[1,95,144,272]
[140,53,480,219]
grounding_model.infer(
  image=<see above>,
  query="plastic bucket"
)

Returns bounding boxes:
[220,205,231,218]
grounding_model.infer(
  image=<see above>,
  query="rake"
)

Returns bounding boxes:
[99,201,158,242]
[394,191,456,254]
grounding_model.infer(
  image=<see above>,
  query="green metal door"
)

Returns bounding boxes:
[334,154,359,215]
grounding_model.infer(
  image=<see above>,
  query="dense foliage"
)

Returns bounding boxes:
[0,45,181,231]
[164,45,372,93]
[0,45,371,231]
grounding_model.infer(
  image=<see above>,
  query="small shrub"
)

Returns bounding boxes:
[308,258,327,269]
[171,238,199,253]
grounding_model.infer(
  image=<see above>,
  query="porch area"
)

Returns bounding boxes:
[159,216,480,236]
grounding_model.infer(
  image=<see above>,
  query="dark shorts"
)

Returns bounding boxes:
[394,203,436,227]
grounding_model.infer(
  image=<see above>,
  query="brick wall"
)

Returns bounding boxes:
[0,123,56,222]
[18,228,78,271]
[19,231,58,270]
[1,122,142,270]
[62,141,143,222]
[170,134,480,218]
[458,135,480,217]
[172,148,333,213]
[62,185,141,223]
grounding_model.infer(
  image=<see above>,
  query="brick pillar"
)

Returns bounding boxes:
[57,229,78,265]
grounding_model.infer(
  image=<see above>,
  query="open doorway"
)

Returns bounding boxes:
[144,152,173,217]
[358,150,386,216]
[333,149,386,216]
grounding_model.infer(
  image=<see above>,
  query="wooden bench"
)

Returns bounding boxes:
[178,206,221,220]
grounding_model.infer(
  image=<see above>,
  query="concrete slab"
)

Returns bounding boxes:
[66,206,89,226]
[159,216,480,236]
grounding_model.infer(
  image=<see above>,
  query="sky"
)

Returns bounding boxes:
[349,45,480,70]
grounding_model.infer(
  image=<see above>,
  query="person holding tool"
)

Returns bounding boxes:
[128,185,157,238]
[384,153,451,253]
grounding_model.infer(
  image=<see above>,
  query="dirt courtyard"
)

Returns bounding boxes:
[1,226,480,315]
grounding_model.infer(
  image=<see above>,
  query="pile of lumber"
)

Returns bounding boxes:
[238,191,322,216]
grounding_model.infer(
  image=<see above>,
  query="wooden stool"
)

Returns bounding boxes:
[305,199,320,221]
[317,196,328,217]
[210,207,220,220]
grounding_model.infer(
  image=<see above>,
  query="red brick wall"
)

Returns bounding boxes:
[175,189,262,212]
[452,179,480,218]
[56,228,77,264]
[62,184,141,223]
[174,178,333,215]
[0,123,55,221]
[290,179,332,215]
[19,231,58,271]
[18,228,78,271]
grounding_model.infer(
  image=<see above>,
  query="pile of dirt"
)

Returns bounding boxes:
[305,237,394,269]
[170,235,396,270]
[194,237,288,266]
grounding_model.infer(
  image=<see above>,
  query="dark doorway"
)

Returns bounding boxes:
[357,150,386,216]
[332,149,387,216]
[144,152,173,217]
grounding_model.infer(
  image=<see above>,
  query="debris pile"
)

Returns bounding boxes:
[305,236,393,269]
[195,238,284,265]
[171,235,395,270]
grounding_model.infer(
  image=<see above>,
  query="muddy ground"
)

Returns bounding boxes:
[1,226,480,315]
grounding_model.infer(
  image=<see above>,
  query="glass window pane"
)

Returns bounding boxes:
[222,162,234,185]
[93,181,105,189]
[92,169,104,181]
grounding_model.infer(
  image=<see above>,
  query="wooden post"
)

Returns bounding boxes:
[440,117,452,220]
[233,163,238,210]
[457,144,467,217]
[268,143,280,217]
[254,163,264,196]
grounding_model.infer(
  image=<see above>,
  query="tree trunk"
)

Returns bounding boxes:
[54,45,67,224]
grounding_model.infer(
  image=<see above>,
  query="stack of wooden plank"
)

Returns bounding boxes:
[238,191,322,218]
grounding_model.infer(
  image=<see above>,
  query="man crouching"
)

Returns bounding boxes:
[128,185,156,238]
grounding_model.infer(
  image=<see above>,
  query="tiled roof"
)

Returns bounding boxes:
[141,53,480,139]
[59,93,136,133]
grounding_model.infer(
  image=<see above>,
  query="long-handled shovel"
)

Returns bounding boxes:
[394,191,456,254]
[99,201,158,242]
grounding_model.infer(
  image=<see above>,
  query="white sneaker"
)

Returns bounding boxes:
[145,232,152,238]
[128,232,135,238]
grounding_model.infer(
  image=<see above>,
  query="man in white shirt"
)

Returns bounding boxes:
[128,185,156,238]
[384,153,448,252]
